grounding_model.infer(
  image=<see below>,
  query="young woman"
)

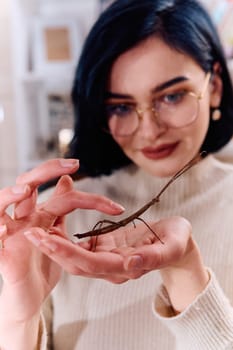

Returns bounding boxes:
[1,0,233,349]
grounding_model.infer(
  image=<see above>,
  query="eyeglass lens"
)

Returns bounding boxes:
[107,93,199,136]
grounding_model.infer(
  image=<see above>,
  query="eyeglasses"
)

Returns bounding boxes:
[105,72,211,137]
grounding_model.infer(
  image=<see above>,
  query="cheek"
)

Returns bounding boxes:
[181,106,210,157]
[112,135,132,153]
[112,136,138,163]
[195,105,210,145]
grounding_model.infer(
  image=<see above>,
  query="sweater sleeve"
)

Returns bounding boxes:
[153,269,233,349]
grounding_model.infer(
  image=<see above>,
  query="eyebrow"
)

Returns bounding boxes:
[105,76,189,99]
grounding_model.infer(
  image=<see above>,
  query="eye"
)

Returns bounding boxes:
[105,104,134,118]
[159,91,187,105]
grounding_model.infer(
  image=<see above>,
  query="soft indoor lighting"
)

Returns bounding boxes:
[0,105,5,123]
[58,128,73,155]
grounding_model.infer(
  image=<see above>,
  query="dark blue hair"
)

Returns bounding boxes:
[68,0,233,177]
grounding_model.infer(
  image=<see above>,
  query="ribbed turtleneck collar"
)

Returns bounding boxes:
[117,155,232,211]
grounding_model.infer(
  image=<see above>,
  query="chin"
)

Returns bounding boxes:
[146,167,177,178]
[139,156,190,178]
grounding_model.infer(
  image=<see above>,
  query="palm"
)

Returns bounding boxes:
[1,228,61,288]
[91,221,157,253]
[95,217,191,274]
[0,211,63,319]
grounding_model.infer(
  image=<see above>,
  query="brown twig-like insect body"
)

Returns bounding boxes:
[74,153,203,241]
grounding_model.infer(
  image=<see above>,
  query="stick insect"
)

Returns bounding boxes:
[73,152,203,243]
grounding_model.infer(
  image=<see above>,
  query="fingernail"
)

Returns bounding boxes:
[59,159,79,168]
[41,239,57,252]
[110,202,125,212]
[12,184,28,194]
[127,255,143,270]
[24,231,41,247]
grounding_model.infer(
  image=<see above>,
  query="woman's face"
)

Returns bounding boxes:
[106,37,221,177]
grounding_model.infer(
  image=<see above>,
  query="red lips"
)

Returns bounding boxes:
[141,141,179,160]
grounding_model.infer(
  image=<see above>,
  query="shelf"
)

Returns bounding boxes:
[21,71,74,93]
[11,0,101,172]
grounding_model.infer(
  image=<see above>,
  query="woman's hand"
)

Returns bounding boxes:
[0,158,125,350]
[24,216,209,313]
[97,217,209,311]
[0,159,125,321]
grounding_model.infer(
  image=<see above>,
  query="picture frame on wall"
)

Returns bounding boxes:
[32,17,83,76]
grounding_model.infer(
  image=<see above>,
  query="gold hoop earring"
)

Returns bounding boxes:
[212,108,222,121]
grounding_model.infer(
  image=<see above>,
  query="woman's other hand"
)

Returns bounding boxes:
[0,158,124,321]
[23,215,209,311]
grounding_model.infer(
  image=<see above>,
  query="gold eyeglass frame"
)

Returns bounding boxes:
[107,72,211,136]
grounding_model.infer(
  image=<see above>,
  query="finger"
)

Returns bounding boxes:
[52,175,74,196]
[26,176,74,230]
[14,162,74,219]
[16,159,79,188]
[32,175,73,225]
[49,175,75,223]
[14,189,38,219]
[47,225,67,239]
[24,228,125,275]
[41,189,125,217]
[0,184,31,215]
[123,217,191,271]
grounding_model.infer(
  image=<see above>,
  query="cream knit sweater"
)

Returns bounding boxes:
[40,155,233,349]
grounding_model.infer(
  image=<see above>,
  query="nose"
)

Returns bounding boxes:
[137,108,167,139]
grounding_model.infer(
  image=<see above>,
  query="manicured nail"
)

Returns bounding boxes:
[127,255,143,270]
[24,231,41,247]
[110,202,125,212]
[59,159,79,168]
[12,184,28,194]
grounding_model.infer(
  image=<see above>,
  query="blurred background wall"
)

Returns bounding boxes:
[0,0,18,187]
[0,0,232,188]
